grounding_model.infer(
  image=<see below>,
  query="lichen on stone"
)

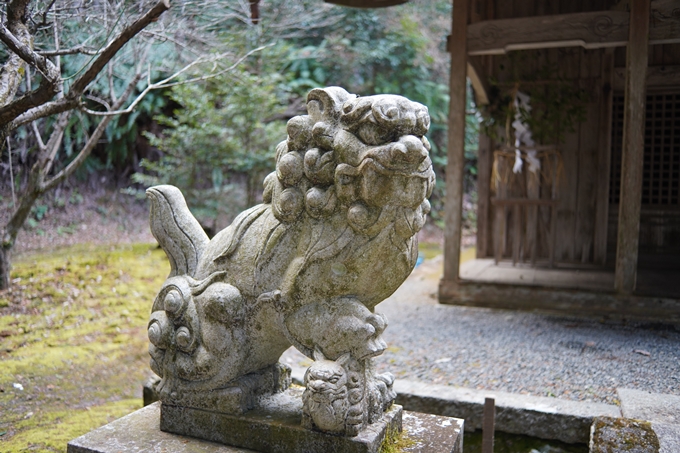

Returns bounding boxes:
[590,416,660,453]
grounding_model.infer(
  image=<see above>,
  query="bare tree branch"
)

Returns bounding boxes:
[43,75,141,191]
[31,120,46,152]
[0,17,61,125]
[81,45,271,117]
[0,22,58,80]
[10,98,79,129]
[67,0,170,97]
[84,94,112,111]
[37,46,101,57]
[31,0,58,31]
[4,0,170,130]
[0,77,62,125]
[0,0,34,110]
[39,111,70,177]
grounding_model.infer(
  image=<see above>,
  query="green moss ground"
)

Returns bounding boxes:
[0,241,459,452]
[0,244,168,452]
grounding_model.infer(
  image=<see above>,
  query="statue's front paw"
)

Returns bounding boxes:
[148,278,204,381]
[148,275,245,388]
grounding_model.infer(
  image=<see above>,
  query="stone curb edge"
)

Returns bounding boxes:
[291,366,621,445]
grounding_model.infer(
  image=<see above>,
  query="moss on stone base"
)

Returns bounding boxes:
[379,425,415,453]
[590,417,660,453]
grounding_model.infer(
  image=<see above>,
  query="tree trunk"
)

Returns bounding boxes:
[0,187,40,290]
[0,244,10,290]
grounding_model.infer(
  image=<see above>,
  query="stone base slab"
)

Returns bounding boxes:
[67,402,250,453]
[67,401,463,453]
[400,411,464,452]
[160,387,402,453]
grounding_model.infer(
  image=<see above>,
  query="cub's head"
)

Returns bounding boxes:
[304,350,350,403]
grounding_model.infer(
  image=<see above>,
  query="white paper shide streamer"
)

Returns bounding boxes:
[512,92,541,175]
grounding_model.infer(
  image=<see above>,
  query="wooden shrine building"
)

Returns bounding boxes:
[439,0,680,322]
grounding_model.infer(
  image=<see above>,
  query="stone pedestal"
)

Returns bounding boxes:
[160,387,402,453]
[67,402,463,453]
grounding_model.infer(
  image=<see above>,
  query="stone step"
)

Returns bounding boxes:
[617,388,680,453]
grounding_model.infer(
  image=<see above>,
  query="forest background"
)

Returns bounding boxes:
[0,0,480,260]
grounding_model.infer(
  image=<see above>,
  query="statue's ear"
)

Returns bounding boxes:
[313,347,326,362]
[307,87,354,122]
[335,353,351,367]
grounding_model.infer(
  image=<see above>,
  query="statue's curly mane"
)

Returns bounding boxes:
[263,87,435,240]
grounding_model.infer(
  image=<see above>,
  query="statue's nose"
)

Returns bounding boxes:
[387,136,428,167]
[309,380,327,392]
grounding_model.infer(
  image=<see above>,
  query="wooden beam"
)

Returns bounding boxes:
[615,0,649,294]
[613,65,680,90]
[467,2,680,56]
[468,11,628,55]
[467,59,489,105]
[490,198,559,207]
[442,0,469,284]
[439,279,680,323]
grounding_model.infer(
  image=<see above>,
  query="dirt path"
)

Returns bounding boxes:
[1,185,154,258]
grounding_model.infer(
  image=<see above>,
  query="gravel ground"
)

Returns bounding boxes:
[281,255,680,406]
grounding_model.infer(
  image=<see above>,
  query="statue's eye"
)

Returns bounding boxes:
[338,175,353,185]
[358,124,385,146]
[329,377,339,384]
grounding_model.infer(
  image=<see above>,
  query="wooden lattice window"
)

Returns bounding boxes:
[610,92,680,205]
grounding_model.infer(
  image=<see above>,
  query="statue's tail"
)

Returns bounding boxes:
[146,185,209,278]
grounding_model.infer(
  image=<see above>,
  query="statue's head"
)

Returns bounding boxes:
[263,87,435,238]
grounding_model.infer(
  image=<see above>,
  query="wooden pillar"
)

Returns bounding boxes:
[615,0,649,294]
[442,0,469,284]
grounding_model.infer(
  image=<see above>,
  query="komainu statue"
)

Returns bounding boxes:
[146,86,435,438]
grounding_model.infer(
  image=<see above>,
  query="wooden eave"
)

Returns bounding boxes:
[324,0,408,7]
[466,1,680,56]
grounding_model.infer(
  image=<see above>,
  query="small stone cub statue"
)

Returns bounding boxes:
[302,349,353,434]
[302,348,397,436]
